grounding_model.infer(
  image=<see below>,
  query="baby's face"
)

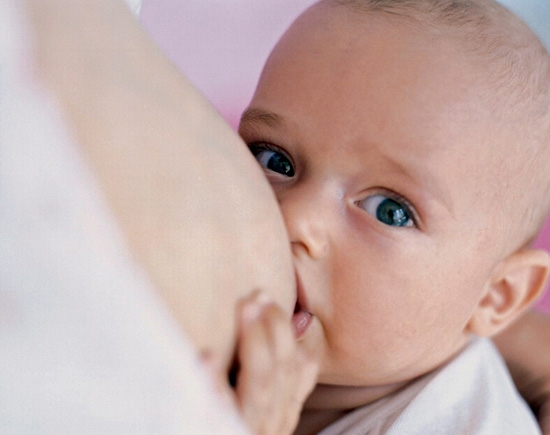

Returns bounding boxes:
[239,3,515,392]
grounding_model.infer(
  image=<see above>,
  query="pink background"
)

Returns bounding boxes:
[140,0,550,312]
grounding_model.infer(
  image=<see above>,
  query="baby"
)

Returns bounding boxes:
[238,0,550,433]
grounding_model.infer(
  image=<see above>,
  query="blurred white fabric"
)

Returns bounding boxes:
[0,1,245,433]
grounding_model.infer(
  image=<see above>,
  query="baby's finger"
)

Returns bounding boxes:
[258,303,319,406]
[235,296,319,434]
[236,301,280,404]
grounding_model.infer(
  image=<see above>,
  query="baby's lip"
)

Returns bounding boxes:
[292,272,313,338]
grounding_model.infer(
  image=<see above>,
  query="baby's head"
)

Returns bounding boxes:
[239,0,550,406]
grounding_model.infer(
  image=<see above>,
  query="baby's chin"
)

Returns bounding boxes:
[310,336,472,407]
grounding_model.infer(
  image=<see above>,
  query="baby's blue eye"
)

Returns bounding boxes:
[359,195,414,227]
[251,147,295,177]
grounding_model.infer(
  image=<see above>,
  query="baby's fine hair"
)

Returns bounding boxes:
[324,0,550,241]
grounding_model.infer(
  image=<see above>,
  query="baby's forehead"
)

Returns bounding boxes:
[310,4,549,144]
[273,0,550,243]
[285,1,529,123]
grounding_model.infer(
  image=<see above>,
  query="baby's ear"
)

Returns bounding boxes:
[467,248,550,337]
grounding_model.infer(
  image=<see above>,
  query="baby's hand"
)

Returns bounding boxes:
[233,292,319,435]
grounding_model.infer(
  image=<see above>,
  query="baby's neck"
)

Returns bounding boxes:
[294,381,409,435]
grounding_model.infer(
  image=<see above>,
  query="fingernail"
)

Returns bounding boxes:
[242,300,262,325]
[252,289,271,306]
[241,291,271,325]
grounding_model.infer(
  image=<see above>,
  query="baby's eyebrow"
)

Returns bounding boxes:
[240,108,283,128]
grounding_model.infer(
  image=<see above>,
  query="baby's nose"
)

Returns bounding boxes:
[278,183,337,260]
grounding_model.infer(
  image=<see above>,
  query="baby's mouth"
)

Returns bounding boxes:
[292,302,312,338]
[292,275,313,338]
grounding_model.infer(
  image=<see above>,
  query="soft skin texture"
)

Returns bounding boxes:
[23,0,550,433]
[239,2,550,431]
[25,0,297,369]
[25,1,319,432]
